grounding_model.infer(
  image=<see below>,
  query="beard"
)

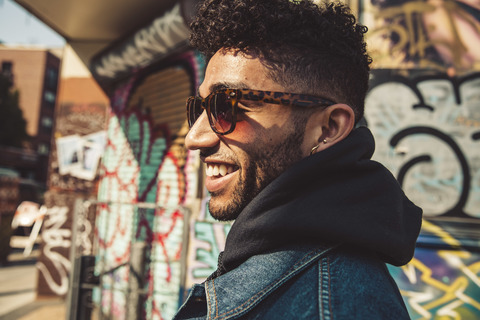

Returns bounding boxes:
[208,123,306,221]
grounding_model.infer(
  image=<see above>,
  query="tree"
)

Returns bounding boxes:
[0,73,30,148]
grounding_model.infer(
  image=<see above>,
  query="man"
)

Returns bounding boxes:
[175,0,422,319]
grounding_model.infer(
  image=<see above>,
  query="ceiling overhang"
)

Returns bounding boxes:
[13,0,191,67]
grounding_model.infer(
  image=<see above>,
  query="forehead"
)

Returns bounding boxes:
[199,50,286,96]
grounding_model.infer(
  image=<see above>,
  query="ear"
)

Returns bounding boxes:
[308,104,355,154]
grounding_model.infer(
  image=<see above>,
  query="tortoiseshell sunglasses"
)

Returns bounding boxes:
[186,88,336,135]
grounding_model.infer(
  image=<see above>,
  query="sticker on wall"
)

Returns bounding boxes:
[56,131,106,180]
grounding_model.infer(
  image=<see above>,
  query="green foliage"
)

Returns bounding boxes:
[0,73,30,148]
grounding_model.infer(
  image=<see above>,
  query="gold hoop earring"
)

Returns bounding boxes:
[310,144,320,155]
[310,140,328,155]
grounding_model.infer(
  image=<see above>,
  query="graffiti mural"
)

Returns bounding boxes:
[96,109,185,319]
[38,192,89,297]
[365,70,480,219]
[92,3,190,83]
[365,69,480,319]
[365,0,480,72]
[37,205,71,296]
[363,1,480,316]
[95,53,204,319]
[185,198,231,288]
[388,220,480,319]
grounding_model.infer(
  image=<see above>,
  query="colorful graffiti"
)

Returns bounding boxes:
[365,69,480,319]
[364,2,480,316]
[389,220,480,319]
[365,70,480,219]
[185,198,231,288]
[95,53,203,319]
[96,110,184,319]
[365,0,480,72]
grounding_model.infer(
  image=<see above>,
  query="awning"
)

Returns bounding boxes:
[13,0,195,67]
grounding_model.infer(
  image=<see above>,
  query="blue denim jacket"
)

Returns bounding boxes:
[174,245,410,319]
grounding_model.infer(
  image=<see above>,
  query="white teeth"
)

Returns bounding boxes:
[206,166,213,177]
[219,164,227,176]
[206,164,235,177]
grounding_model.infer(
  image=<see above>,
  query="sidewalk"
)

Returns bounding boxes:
[0,298,65,320]
[0,248,66,320]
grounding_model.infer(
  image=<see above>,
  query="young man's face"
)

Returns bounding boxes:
[185,50,313,221]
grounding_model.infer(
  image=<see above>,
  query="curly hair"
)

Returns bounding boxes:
[189,0,372,122]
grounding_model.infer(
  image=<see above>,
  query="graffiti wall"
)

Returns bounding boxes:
[388,220,480,319]
[95,52,205,320]
[364,0,480,72]
[365,68,480,320]
[39,192,96,297]
[363,0,480,318]
[365,70,480,220]
[41,76,109,296]
[185,198,231,289]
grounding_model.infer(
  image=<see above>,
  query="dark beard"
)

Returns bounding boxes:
[209,124,306,221]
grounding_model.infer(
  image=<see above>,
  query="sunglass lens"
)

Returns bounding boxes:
[187,97,203,127]
[210,92,233,134]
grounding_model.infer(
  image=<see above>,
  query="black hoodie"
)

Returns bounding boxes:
[211,127,423,279]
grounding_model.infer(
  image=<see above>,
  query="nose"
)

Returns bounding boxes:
[185,110,220,150]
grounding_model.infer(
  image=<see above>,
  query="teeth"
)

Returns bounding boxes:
[206,164,235,177]
[219,164,227,176]
[206,166,213,177]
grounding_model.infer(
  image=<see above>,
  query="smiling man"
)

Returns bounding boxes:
[174,0,422,319]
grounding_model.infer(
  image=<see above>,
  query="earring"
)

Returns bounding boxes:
[310,139,328,155]
[310,144,320,155]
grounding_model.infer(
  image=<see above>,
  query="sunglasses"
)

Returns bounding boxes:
[187,88,336,135]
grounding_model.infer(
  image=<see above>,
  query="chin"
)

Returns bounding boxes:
[208,198,239,222]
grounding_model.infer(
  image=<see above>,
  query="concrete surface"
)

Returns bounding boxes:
[0,248,66,320]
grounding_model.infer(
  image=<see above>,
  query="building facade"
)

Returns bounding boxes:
[0,46,60,186]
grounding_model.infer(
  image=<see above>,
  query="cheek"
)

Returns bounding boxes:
[229,121,257,142]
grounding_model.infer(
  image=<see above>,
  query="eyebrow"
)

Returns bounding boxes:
[204,81,250,96]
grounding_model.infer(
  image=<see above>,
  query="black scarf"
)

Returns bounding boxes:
[209,127,422,279]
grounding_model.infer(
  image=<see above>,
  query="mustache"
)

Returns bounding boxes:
[199,147,219,159]
[200,150,215,158]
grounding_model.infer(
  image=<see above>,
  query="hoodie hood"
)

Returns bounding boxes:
[218,127,423,275]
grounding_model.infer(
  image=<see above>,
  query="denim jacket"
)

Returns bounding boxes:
[174,245,410,320]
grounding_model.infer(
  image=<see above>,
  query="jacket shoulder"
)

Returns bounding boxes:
[241,246,411,320]
[317,246,410,320]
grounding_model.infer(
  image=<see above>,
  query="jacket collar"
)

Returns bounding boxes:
[204,245,336,320]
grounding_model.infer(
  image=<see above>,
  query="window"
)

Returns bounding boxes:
[2,61,12,73]
[44,91,56,107]
[41,117,53,133]
[41,116,53,128]
[38,143,49,155]
[46,67,58,89]
[1,61,13,85]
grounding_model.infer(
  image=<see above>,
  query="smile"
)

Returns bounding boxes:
[206,163,238,177]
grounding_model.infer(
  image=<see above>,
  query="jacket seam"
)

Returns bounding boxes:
[328,256,332,320]
[319,258,323,319]
[213,279,219,319]
[206,280,215,320]
[213,247,336,319]
[319,255,332,320]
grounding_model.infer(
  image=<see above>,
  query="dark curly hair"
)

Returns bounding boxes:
[189,0,372,122]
